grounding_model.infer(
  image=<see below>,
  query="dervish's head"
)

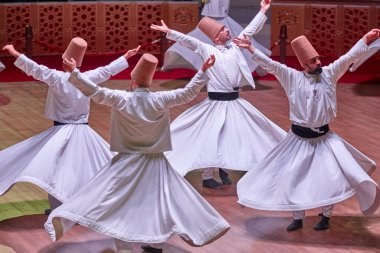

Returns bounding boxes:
[198,17,231,45]
[130,53,158,90]
[291,35,322,75]
[62,37,87,71]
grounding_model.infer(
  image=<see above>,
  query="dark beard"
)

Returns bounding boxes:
[308,65,322,75]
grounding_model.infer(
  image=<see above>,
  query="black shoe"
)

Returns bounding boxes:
[141,245,162,253]
[287,219,303,231]
[45,208,52,215]
[219,168,232,185]
[202,178,223,189]
[314,215,330,231]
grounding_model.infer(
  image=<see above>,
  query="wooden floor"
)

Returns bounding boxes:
[0,79,380,253]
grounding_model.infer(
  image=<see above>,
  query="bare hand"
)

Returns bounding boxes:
[234,35,256,54]
[150,20,171,34]
[62,57,77,73]
[364,28,380,45]
[124,45,141,59]
[202,54,215,72]
[260,0,271,13]
[2,44,21,58]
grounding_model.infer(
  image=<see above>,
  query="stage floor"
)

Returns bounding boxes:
[0,79,379,253]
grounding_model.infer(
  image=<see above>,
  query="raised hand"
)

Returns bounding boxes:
[150,20,171,34]
[201,54,215,72]
[233,34,254,51]
[124,45,141,59]
[62,57,77,73]
[2,44,21,58]
[260,0,271,13]
[363,28,380,45]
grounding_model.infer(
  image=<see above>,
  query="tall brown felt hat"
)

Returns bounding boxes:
[131,53,158,86]
[291,35,319,66]
[198,16,224,41]
[62,37,87,67]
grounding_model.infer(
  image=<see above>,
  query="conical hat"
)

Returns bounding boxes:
[291,35,319,66]
[62,37,87,67]
[131,54,158,86]
[198,17,224,41]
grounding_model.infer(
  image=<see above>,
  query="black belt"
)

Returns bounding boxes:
[54,121,88,126]
[208,92,239,101]
[291,124,329,138]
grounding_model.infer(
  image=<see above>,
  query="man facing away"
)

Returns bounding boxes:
[44,53,230,253]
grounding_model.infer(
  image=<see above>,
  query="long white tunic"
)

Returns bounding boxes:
[0,54,128,203]
[164,26,286,176]
[237,39,380,215]
[44,70,230,245]
[162,1,271,73]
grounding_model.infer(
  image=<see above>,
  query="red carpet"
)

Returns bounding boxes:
[0,54,379,84]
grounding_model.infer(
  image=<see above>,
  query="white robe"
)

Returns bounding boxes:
[164,19,286,176]
[162,0,271,74]
[237,39,380,215]
[44,69,230,245]
[0,54,128,203]
[350,38,380,72]
[0,60,5,72]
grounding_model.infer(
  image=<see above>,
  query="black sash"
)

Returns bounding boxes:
[291,124,329,138]
[208,92,239,101]
[54,121,88,126]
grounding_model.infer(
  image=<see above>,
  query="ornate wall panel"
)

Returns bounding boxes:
[272,1,380,57]
[342,6,370,53]
[35,3,65,55]
[70,3,98,54]
[0,2,198,57]
[135,3,165,54]
[2,4,33,56]
[167,2,198,34]
[103,3,130,54]
[271,4,305,56]
[308,5,337,57]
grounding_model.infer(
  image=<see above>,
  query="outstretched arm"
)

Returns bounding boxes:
[155,55,215,109]
[238,0,271,38]
[68,61,128,109]
[234,35,296,93]
[327,28,380,83]
[3,44,61,85]
[84,45,141,84]
[151,19,205,53]
[2,45,21,59]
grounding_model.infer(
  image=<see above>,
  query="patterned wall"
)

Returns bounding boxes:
[272,2,380,57]
[309,5,337,57]
[0,2,198,57]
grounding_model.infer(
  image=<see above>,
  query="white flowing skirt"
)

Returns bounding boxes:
[162,16,271,73]
[237,131,380,215]
[165,98,286,176]
[0,124,114,202]
[44,153,229,245]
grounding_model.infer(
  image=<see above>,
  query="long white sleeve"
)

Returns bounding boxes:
[154,70,209,109]
[14,54,63,86]
[83,56,129,84]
